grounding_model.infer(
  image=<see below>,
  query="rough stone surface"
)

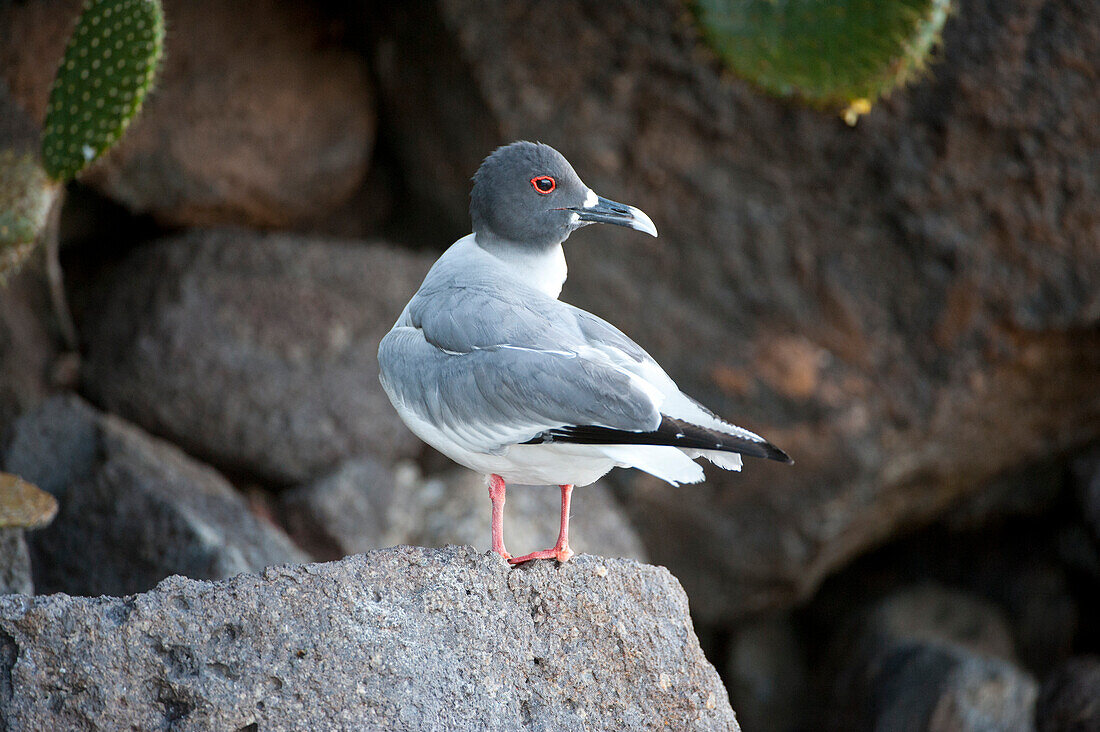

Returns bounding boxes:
[0,395,307,597]
[374,0,1100,621]
[2,0,375,228]
[831,584,1038,730]
[282,459,649,563]
[0,545,739,731]
[0,529,32,596]
[80,229,432,485]
[1037,656,1100,732]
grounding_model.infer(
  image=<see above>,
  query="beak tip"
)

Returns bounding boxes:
[629,206,658,238]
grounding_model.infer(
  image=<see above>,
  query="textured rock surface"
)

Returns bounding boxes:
[0,546,739,731]
[373,0,1100,621]
[81,229,432,485]
[1,395,307,597]
[1037,656,1100,732]
[283,459,649,563]
[2,0,374,228]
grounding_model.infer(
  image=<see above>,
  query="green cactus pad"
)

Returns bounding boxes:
[695,0,950,117]
[0,150,58,282]
[41,0,165,182]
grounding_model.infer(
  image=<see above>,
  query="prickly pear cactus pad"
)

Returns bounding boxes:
[0,150,57,281]
[694,0,950,120]
[41,0,165,182]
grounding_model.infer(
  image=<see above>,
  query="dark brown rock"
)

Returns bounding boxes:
[724,615,810,732]
[2,0,375,228]
[0,82,57,439]
[379,0,1100,621]
[368,3,501,237]
[0,265,56,441]
[1,395,307,597]
[1037,656,1100,732]
[81,229,432,484]
[832,585,1038,730]
[1072,448,1100,544]
[0,0,81,126]
[0,546,739,730]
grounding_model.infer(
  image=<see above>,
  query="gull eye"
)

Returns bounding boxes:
[531,175,556,194]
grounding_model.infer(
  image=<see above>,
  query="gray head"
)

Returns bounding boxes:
[470,141,657,252]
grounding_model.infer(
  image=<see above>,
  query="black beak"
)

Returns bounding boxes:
[571,195,658,237]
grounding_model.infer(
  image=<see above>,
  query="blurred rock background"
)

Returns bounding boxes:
[1,0,1098,729]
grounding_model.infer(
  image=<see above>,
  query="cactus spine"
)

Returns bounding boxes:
[41,0,166,181]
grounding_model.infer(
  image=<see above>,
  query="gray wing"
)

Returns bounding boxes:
[378,285,664,454]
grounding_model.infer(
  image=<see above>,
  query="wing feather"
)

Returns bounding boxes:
[379,273,791,466]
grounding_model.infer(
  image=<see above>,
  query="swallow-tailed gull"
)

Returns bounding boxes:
[378,141,791,564]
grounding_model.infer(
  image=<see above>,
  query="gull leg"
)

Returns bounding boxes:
[488,474,511,560]
[509,484,575,565]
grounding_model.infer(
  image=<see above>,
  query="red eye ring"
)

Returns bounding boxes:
[531,175,556,194]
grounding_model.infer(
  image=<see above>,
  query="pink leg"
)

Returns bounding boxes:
[509,484,575,565]
[488,474,511,560]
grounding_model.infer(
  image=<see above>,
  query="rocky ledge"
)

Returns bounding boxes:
[0,546,737,731]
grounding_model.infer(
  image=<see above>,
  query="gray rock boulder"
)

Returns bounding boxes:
[855,643,1038,732]
[81,229,433,485]
[1,395,307,597]
[0,546,739,731]
[379,0,1100,622]
[282,459,649,563]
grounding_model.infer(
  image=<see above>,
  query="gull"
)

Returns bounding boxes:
[378,142,791,564]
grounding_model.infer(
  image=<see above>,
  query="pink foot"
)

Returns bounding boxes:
[507,484,576,565]
[508,544,574,565]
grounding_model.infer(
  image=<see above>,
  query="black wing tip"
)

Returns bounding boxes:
[764,442,794,465]
[526,418,796,465]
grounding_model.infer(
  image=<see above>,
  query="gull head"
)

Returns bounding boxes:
[470,141,657,252]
